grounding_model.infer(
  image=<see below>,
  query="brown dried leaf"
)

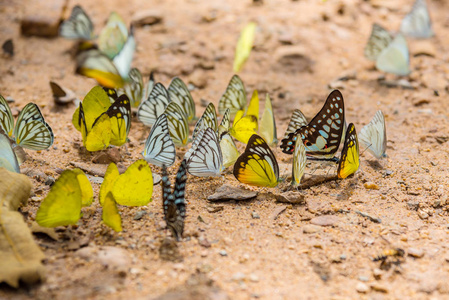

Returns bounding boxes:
[0,168,45,287]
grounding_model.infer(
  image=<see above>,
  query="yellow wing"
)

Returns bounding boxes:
[85,113,111,152]
[71,168,94,206]
[229,109,258,144]
[106,94,131,146]
[102,191,122,232]
[72,86,112,132]
[259,93,277,146]
[35,170,86,227]
[337,123,360,179]
[112,160,153,206]
[233,22,257,72]
[99,163,120,206]
[220,132,240,168]
[233,134,279,187]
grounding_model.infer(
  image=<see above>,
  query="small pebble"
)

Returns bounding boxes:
[418,209,429,220]
[251,211,260,219]
[370,284,388,293]
[44,176,55,186]
[310,215,339,227]
[302,224,321,234]
[358,276,369,282]
[249,273,259,282]
[219,250,227,256]
[407,248,424,258]
[373,268,383,279]
[356,282,369,293]
[232,272,246,281]
[364,182,379,190]
[133,210,147,220]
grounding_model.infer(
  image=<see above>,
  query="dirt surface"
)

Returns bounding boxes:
[2,0,449,299]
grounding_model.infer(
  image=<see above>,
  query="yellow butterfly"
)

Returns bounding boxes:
[35,169,93,227]
[233,134,279,187]
[233,22,257,72]
[337,123,360,179]
[101,191,122,232]
[229,90,259,144]
[259,94,277,146]
[100,160,153,206]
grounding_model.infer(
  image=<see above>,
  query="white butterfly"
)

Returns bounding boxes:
[218,75,247,116]
[283,109,307,140]
[192,103,218,141]
[359,110,387,159]
[292,137,306,186]
[219,131,240,168]
[364,23,393,61]
[400,0,434,39]
[168,77,196,121]
[141,114,176,168]
[118,68,144,108]
[0,96,54,150]
[137,83,171,126]
[164,102,189,147]
[218,108,231,136]
[112,25,135,79]
[376,34,410,76]
[185,128,223,177]
[0,132,20,173]
[59,5,94,40]
[259,94,277,146]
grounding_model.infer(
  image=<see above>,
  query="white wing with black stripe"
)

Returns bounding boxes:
[142,114,176,167]
[137,82,171,126]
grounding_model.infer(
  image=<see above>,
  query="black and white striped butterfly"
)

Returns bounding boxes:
[162,160,188,241]
[141,114,176,167]
[59,5,94,40]
[0,95,54,150]
[185,127,223,177]
[218,75,247,116]
[137,82,171,126]
[280,90,345,161]
[191,103,218,141]
[283,109,308,140]
[400,0,433,39]
[168,77,196,122]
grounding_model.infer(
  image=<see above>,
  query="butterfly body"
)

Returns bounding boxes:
[162,160,188,241]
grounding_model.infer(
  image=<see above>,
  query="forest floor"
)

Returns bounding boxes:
[1,0,449,299]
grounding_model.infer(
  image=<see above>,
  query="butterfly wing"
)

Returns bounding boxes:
[0,95,14,138]
[292,138,306,186]
[218,108,231,135]
[118,68,144,108]
[280,90,345,159]
[76,49,125,88]
[400,0,433,38]
[0,133,20,173]
[259,93,277,146]
[376,34,410,76]
[219,131,240,168]
[230,110,258,144]
[106,94,131,146]
[143,72,156,101]
[162,160,187,241]
[186,128,223,177]
[59,5,94,40]
[165,102,189,147]
[168,77,196,121]
[364,23,393,61]
[98,12,128,59]
[112,25,135,79]
[283,109,307,140]
[13,103,54,150]
[142,114,176,167]
[359,110,386,159]
[233,134,279,187]
[234,22,257,72]
[218,75,247,115]
[337,123,360,179]
[137,82,171,126]
[192,103,218,141]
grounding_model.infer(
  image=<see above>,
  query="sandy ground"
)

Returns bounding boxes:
[2,0,449,299]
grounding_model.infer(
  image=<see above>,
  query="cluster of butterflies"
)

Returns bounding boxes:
[0,95,54,173]
[59,5,151,108]
[364,0,433,76]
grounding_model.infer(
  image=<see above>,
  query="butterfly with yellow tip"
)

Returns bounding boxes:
[233,22,257,73]
[337,123,360,179]
[99,160,153,206]
[233,134,279,187]
[229,90,259,144]
[35,169,93,227]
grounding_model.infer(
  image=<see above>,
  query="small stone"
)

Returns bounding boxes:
[270,205,287,220]
[407,248,424,258]
[86,175,104,184]
[302,224,321,234]
[251,211,260,219]
[274,191,306,204]
[373,268,383,279]
[207,184,258,201]
[131,9,163,27]
[198,236,211,248]
[364,182,379,190]
[370,284,388,293]
[418,209,429,220]
[153,173,162,185]
[232,272,246,281]
[91,149,121,164]
[44,176,55,186]
[207,205,224,213]
[407,201,420,211]
[133,210,147,220]
[97,246,131,268]
[249,273,259,282]
[219,250,227,256]
[358,276,369,282]
[356,282,369,293]
[310,215,339,227]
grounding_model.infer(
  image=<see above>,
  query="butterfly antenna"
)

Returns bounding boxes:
[360,143,373,156]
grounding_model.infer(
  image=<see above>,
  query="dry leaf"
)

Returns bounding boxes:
[0,168,46,287]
